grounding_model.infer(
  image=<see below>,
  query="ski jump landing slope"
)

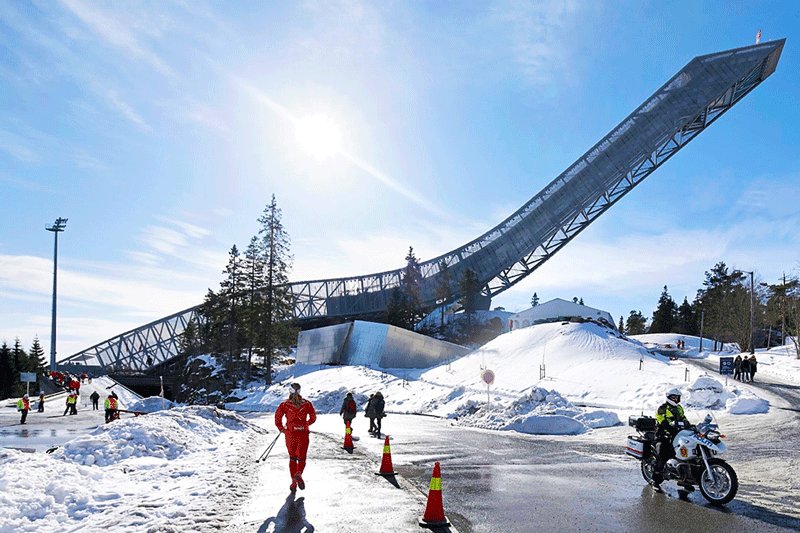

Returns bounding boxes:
[63,40,786,373]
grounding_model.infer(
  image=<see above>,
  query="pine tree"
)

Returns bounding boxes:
[618,316,624,332]
[29,336,46,372]
[650,286,678,333]
[401,246,424,329]
[676,297,697,335]
[579,298,584,306]
[531,292,539,307]
[256,194,296,385]
[242,236,266,377]
[459,268,481,328]
[386,286,407,329]
[625,310,647,335]
[695,262,750,349]
[0,342,13,399]
[219,245,247,371]
[434,260,452,330]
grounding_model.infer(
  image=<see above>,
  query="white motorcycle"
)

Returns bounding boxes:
[625,414,739,505]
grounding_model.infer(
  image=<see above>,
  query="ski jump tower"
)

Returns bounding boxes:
[62,39,785,372]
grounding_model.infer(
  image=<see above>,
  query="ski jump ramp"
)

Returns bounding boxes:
[62,40,786,372]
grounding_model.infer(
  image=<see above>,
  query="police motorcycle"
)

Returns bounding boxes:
[625,413,738,505]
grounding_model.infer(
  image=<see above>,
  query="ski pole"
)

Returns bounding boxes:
[256,432,281,463]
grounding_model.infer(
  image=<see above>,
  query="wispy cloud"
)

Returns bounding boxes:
[490,0,580,86]
[0,129,39,163]
[103,89,151,131]
[58,0,174,77]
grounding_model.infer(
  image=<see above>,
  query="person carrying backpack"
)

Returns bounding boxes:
[339,392,357,429]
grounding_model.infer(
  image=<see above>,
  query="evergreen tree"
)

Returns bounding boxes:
[242,236,266,377]
[219,245,247,369]
[618,315,624,332]
[695,262,751,349]
[434,260,452,330]
[579,298,584,306]
[572,297,579,304]
[386,286,407,329]
[256,194,296,385]
[29,336,47,372]
[0,341,13,399]
[401,247,424,329]
[459,268,481,328]
[531,292,539,307]
[625,310,647,335]
[676,297,697,335]
[650,286,678,333]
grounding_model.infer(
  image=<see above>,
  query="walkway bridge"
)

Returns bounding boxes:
[60,40,785,373]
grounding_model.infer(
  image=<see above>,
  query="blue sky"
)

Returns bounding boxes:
[1,1,798,358]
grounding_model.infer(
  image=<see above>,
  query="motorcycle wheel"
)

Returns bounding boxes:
[640,456,657,484]
[698,458,738,506]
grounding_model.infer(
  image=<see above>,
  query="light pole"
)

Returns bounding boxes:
[743,270,755,354]
[46,217,68,372]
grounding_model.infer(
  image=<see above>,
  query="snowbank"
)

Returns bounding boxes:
[126,396,179,413]
[0,407,260,532]
[672,376,769,415]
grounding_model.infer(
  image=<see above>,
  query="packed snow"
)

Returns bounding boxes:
[228,322,772,437]
[0,406,263,532]
[126,396,179,413]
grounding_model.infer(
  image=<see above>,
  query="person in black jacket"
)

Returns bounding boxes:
[740,356,751,382]
[364,394,377,434]
[90,391,100,410]
[733,355,742,381]
[372,392,385,436]
[748,355,758,382]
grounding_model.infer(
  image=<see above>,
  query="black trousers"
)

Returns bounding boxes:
[20,409,28,424]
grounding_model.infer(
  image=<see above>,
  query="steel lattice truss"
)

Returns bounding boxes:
[62,40,785,372]
[62,307,204,372]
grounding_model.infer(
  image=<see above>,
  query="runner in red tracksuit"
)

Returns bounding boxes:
[274,383,316,491]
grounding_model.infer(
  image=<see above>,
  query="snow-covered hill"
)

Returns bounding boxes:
[229,321,769,435]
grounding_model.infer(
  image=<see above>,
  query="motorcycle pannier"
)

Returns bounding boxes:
[628,415,656,431]
[625,436,646,459]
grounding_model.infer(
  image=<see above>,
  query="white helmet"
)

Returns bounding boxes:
[666,387,681,406]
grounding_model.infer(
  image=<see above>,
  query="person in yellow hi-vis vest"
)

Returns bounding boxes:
[16,394,30,425]
[104,394,119,423]
[63,392,78,416]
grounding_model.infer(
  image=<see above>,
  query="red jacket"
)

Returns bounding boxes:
[275,398,316,433]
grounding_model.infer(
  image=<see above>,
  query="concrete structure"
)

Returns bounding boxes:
[295,320,470,369]
[510,299,614,330]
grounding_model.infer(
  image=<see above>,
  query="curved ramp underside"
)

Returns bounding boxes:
[62,40,785,372]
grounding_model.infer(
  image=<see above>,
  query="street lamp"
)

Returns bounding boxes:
[46,217,68,372]
[742,269,755,354]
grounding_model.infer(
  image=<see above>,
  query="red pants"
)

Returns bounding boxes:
[284,429,309,480]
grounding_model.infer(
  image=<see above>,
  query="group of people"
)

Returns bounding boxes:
[15,387,119,425]
[339,391,387,436]
[733,354,758,382]
[273,384,390,492]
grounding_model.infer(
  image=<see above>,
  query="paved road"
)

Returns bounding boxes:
[384,412,800,533]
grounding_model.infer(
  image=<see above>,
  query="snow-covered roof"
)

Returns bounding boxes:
[511,298,614,327]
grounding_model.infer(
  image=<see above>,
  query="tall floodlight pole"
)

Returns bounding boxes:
[46,217,68,372]
[743,270,755,354]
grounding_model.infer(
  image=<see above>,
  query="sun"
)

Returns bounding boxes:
[294,114,343,159]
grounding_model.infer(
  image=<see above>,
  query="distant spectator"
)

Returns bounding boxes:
[733,355,742,381]
[90,391,100,410]
[37,392,45,413]
[748,355,758,382]
[64,392,78,416]
[740,356,751,382]
[105,394,119,423]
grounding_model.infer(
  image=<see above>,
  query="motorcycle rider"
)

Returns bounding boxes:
[652,387,692,490]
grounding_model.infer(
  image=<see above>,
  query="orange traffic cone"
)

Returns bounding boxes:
[342,420,354,451]
[419,461,449,528]
[375,436,396,476]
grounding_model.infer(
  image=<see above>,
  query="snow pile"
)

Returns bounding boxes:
[126,396,179,413]
[57,406,250,466]
[676,376,769,415]
[450,387,619,435]
[0,406,260,532]
[191,354,225,376]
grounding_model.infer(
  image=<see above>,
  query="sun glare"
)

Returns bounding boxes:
[294,115,343,159]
